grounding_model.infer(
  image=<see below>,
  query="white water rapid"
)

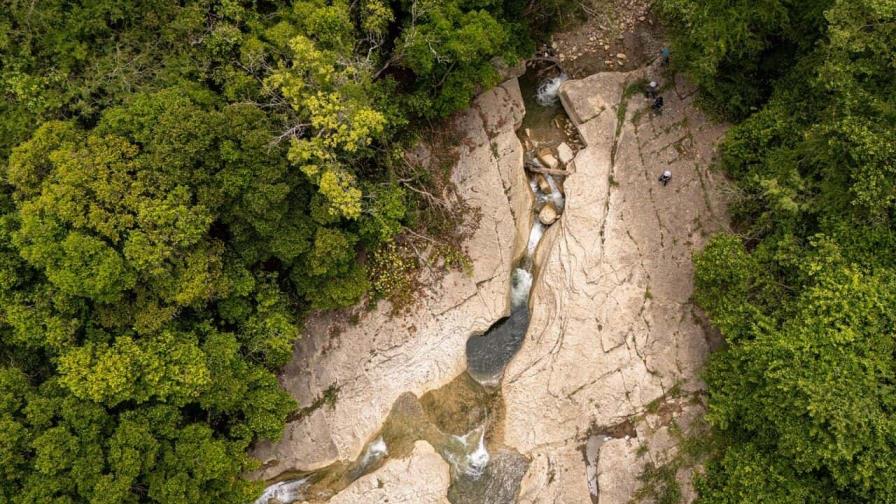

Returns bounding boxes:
[535,74,568,107]
[444,426,491,480]
[544,174,566,211]
[510,268,534,308]
[253,478,309,504]
[358,436,388,469]
[527,222,545,256]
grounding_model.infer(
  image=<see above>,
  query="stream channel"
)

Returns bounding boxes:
[255,63,580,504]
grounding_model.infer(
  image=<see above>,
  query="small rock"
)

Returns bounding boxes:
[537,149,559,169]
[539,205,559,225]
[617,53,627,60]
[537,175,551,194]
[557,143,575,165]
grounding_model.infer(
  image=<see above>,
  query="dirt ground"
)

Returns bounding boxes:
[537,0,665,77]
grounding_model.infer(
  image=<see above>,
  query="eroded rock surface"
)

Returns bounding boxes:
[252,79,532,479]
[505,66,729,503]
[327,441,451,504]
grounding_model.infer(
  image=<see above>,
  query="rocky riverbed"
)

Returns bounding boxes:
[252,60,730,503]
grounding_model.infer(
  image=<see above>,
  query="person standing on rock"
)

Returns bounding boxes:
[646,81,658,99]
[658,170,672,186]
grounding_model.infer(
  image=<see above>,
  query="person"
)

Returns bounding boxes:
[646,81,658,99]
[652,96,664,113]
[658,170,672,186]
[661,47,670,66]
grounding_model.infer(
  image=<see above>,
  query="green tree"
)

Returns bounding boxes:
[665,0,896,501]
[659,0,834,119]
[0,0,548,501]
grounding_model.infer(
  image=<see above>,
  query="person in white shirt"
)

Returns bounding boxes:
[646,81,658,99]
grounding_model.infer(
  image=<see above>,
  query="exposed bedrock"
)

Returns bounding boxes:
[504,66,730,503]
[253,64,733,504]
[251,79,532,480]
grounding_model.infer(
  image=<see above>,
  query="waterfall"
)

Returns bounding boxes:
[466,432,490,479]
[253,478,309,504]
[535,74,568,107]
[510,268,534,308]
[347,436,388,481]
[359,436,388,468]
[527,221,546,256]
[544,174,566,211]
[444,426,491,480]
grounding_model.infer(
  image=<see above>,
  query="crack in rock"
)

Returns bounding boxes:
[501,64,731,504]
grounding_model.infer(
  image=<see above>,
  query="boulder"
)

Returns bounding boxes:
[557,142,575,165]
[538,205,558,225]
[537,148,559,169]
[558,72,629,125]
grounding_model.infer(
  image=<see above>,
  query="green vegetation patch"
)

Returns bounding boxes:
[660,0,896,501]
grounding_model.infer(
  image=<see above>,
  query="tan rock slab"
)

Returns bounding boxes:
[557,142,575,165]
[329,441,450,504]
[503,66,731,502]
[252,79,531,479]
[597,438,645,504]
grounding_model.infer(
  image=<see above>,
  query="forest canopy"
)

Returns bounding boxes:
[660,0,896,502]
[0,1,558,502]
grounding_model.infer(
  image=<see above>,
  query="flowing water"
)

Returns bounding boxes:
[535,74,568,107]
[254,64,575,504]
[464,65,574,389]
[444,62,575,501]
[347,436,388,481]
[544,174,566,211]
[443,427,490,479]
[254,478,309,504]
